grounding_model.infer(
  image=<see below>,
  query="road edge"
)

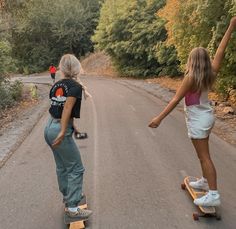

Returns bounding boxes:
[0,85,50,168]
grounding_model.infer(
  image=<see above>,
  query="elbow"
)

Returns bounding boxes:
[171,96,181,105]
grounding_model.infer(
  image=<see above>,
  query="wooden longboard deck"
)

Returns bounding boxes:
[184,176,215,214]
[64,195,88,228]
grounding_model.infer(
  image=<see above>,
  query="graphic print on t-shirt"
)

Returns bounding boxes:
[55,87,64,97]
[51,85,67,106]
[49,79,82,119]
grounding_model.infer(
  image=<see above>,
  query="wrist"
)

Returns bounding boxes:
[60,130,66,135]
[228,24,234,32]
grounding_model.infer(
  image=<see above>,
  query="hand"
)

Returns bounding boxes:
[148,116,162,128]
[52,131,65,148]
[84,90,92,100]
[230,16,236,29]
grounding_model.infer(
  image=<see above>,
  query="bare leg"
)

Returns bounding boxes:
[191,137,217,190]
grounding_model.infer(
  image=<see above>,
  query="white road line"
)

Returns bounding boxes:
[118,94,125,98]
[148,128,156,136]
[91,97,99,224]
[129,105,136,112]
[180,170,188,178]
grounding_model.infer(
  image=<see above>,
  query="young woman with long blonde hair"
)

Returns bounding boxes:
[149,17,236,206]
[44,54,92,219]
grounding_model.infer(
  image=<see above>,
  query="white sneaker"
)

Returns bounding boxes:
[189,177,209,190]
[194,192,221,207]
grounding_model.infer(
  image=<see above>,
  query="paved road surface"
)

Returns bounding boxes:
[0,75,236,229]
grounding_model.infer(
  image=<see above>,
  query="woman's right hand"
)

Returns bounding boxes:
[148,116,162,128]
[52,131,65,148]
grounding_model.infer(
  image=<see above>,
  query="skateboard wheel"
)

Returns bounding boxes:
[193,213,199,221]
[181,183,186,190]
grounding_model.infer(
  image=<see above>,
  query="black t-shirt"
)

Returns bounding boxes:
[49,79,82,119]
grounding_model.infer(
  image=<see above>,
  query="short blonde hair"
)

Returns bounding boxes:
[59,54,81,79]
[185,47,216,92]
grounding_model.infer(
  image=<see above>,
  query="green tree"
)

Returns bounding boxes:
[168,0,225,66]
[93,0,180,77]
[160,0,236,96]
[10,0,101,73]
[208,1,236,96]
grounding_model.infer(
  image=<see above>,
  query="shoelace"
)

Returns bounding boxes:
[77,209,89,216]
[202,193,210,203]
[68,209,86,216]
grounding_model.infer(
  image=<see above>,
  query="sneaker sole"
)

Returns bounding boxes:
[64,213,91,224]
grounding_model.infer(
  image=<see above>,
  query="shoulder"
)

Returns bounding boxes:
[183,74,194,85]
[67,80,82,98]
[69,79,82,89]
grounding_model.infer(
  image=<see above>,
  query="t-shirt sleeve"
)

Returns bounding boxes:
[67,85,82,99]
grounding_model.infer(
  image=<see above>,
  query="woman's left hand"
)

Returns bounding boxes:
[52,131,65,147]
[148,116,162,128]
[84,90,92,99]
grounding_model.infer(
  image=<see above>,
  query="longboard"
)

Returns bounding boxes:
[181,176,221,221]
[64,195,88,228]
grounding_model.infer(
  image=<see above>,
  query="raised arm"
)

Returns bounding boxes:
[77,78,92,99]
[212,16,236,74]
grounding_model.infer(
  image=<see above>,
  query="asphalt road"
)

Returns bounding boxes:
[0,75,236,229]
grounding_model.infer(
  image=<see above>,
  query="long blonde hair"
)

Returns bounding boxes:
[59,54,92,99]
[59,54,81,79]
[185,47,215,92]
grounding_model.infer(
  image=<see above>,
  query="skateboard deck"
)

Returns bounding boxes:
[64,195,88,228]
[181,176,221,220]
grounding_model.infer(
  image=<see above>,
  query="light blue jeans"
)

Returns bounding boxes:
[44,117,85,207]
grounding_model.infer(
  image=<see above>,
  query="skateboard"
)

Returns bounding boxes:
[64,195,88,228]
[181,176,221,221]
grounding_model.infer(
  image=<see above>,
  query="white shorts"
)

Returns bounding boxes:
[185,105,215,139]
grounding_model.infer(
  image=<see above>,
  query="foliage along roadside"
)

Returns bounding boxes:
[0,0,101,109]
[92,0,180,78]
[158,0,236,98]
[1,0,101,74]
[0,0,236,101]
[93,0,236,100]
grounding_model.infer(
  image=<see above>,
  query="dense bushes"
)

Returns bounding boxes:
[0,40,17,74]
[1,0,236,99]
[93,0,180,77]
[0,37,21,109]
[0,78,23,109]
[158,0,236,97]
[0,0,100,108]
[1,0,101,74]
[94,0,236,97]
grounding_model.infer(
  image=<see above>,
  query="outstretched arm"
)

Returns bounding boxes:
[212,16,236,74]
[77,79,92,99]
[149,76,193,128]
